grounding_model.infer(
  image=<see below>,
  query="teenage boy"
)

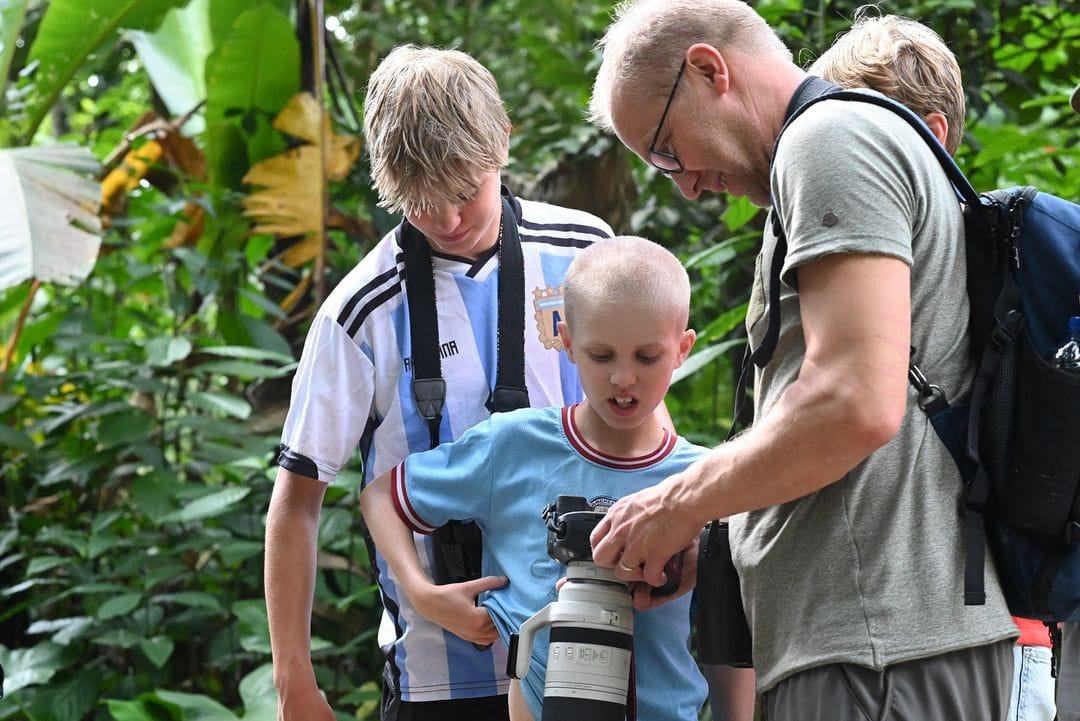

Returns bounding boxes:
[810,15,1057,721]
[361,236,713,721]
[264,45,613,721]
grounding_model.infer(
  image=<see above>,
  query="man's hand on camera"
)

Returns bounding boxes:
[629,538,699,611]
[412,575,507,646]
[590,480,702,588]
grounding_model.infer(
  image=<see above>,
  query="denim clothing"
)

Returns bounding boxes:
[1006,645,1055,721]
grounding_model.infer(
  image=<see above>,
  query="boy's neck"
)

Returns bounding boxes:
[571,402,669,459]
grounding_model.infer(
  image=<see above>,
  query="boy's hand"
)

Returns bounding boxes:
[411,574,508,646]
[276,671,335,721]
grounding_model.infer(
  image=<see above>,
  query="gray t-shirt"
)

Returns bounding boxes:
[732,94,1017,692]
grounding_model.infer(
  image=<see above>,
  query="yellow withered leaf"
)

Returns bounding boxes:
[327,133,361,182]
[101,139,163,209]
[279,234,321,268]
[241,93,361,236]
[242,147,321,236]
[272,93,322,144]
[277,271,313,315]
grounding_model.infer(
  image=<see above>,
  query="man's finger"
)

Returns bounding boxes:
[589,513,612,548]
[640,558,668,588]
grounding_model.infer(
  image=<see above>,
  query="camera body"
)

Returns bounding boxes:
[507,496,634,721]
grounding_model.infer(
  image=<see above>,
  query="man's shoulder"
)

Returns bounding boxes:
[781,92,928,158]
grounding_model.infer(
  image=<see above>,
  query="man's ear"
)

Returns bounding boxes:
[674,328,697,368]
[685,43,730,95]
[924,112,949,149]
[559,320,575,362]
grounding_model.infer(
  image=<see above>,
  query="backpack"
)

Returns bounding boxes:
[748,77,1080,623]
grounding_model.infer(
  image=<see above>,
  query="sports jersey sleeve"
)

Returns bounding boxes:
[772,101,920,288]
[391,421,497,533]
[278,312,377,483]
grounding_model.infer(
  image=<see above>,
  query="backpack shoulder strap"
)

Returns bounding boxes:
[728,77,839,436]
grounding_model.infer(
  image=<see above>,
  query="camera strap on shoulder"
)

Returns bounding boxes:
[403,195,531,451]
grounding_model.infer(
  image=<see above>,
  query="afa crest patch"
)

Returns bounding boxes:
[532,286,566,351]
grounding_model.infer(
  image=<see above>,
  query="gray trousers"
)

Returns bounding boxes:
[1059,622,1080,721]
[762,640,1013,721]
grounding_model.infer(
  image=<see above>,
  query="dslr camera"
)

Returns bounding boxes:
[508,495,678,721]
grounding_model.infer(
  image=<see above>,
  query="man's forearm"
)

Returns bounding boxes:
[669,254,911,521]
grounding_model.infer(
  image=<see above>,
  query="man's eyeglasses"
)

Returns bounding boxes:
[647,60,686,175]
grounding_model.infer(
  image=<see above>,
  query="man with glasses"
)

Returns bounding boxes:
[584,2,1017,720]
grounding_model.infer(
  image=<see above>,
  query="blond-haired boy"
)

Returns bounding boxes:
[266,45,613,721]
[809,12,965,153]
[812,12,1056,721]
[361,236,709,721]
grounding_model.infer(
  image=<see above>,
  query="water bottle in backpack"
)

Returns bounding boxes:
[1050,315,1080,373]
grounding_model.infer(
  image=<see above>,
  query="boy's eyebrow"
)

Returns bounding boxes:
[583,340,668,351]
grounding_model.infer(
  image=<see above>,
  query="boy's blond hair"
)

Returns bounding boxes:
[563,236,690,333]
[588,0,790,133]
[809,10,966,154]
[363,45,511,216]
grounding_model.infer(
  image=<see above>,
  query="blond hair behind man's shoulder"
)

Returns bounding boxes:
[810,9,965,154]
[363,45,511,216]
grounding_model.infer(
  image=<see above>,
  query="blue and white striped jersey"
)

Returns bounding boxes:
[394,405,709,721]
[278,190,613,701]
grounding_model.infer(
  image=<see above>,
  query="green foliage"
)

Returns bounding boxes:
[1,1,1078,719]
[0,1,30,105]
[0,217,301,718]
[204,3,299,189]
[19,0,189,142]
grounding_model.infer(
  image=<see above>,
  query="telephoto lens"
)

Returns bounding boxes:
[694,520,753,667]
[508,496,634,721]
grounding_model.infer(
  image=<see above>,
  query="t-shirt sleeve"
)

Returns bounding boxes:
[772,101,919,289]
[392,422,497,533]
[278,313,376,483]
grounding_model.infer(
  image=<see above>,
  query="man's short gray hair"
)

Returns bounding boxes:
[588,0,791,132]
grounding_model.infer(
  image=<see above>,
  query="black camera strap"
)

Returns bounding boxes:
[403,195,531,451]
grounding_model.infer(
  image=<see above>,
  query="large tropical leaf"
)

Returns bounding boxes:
[21,0,186,141]
[0,0,30,101]
[0,146,102,290]
[127,0,214,135]
[204,3,299,189]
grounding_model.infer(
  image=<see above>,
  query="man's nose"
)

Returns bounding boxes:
[672,171,702,200]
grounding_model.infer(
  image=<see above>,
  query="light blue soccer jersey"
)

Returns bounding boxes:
[395,405,708,721]
[278,191,613,701]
